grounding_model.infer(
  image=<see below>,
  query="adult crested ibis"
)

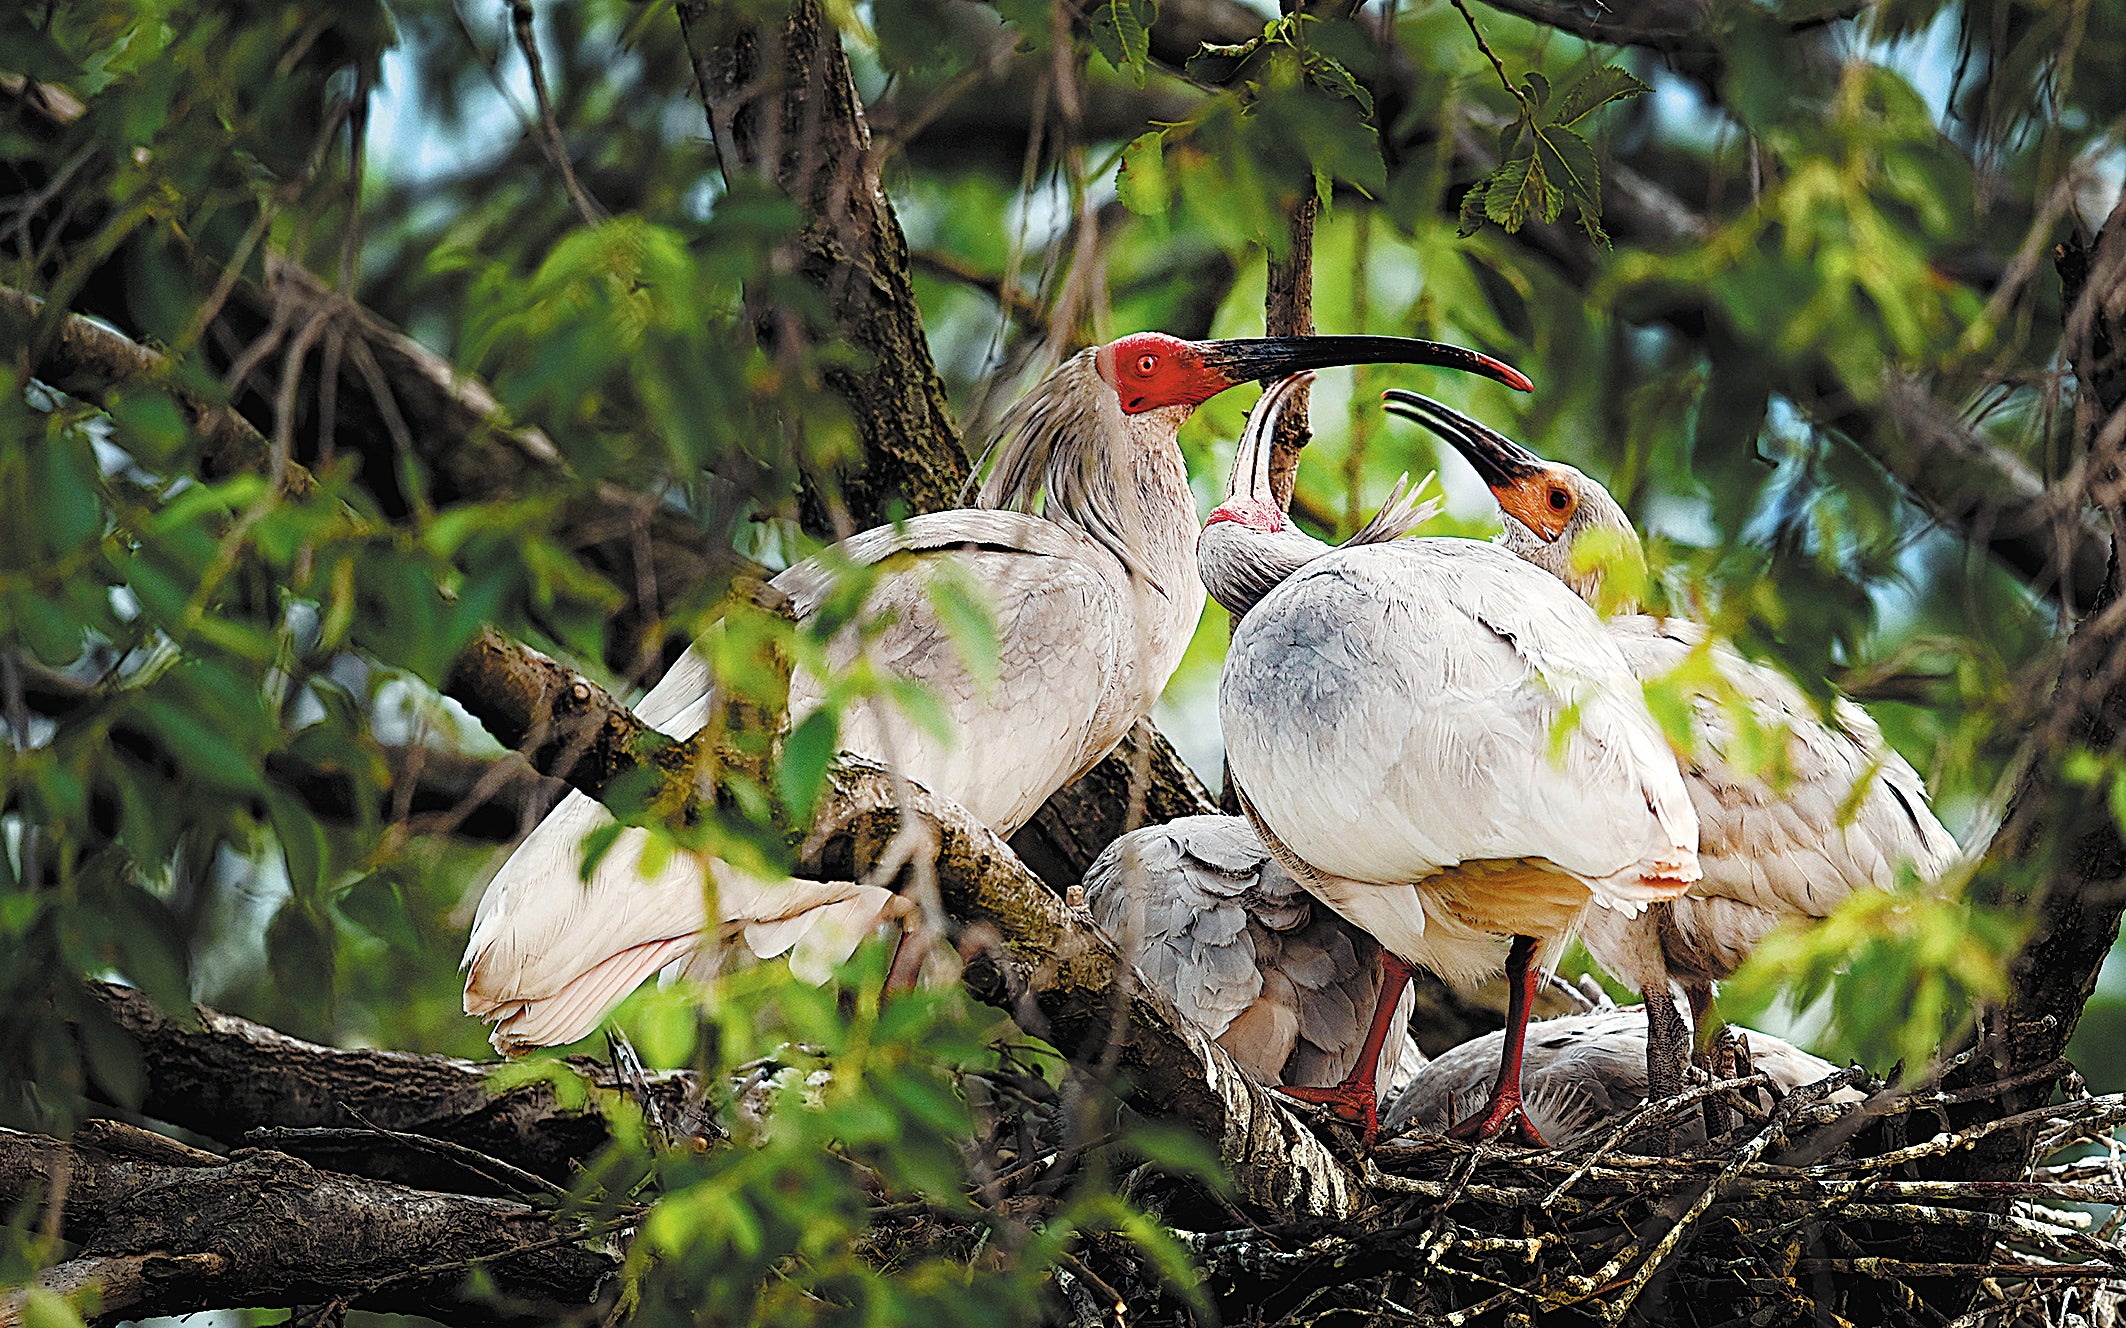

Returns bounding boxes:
[1383,390,1959,1096]
[461,332,1532,1054]
[1085,813,1425,1105]
[1382,1007,1855,1148]
[1209,382,1700,1146]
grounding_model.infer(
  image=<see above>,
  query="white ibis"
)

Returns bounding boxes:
[1382,1007,1854,1148]
[1084,813,1425,1104]
[1384,390,1959,1096]
[462,332,1532,1053]
[1209,384,1700,1146]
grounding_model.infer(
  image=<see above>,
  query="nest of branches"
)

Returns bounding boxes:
[902,1048,2126,1328]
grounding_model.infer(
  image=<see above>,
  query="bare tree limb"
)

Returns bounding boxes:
[86,982,699,1187]
[0,1123,619,1327]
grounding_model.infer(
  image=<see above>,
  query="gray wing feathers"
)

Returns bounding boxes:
[1086,815,1418,1103]
[1382,1008,1847,1146]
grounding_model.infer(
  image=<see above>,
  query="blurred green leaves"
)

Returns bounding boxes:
[1723,879,2024,1081]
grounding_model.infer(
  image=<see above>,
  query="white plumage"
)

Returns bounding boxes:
[463,333,1529,1053]
[1383,390,1959,1082]
[1204,380,1700,1143]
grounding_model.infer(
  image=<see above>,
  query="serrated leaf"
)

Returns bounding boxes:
[1481,151,1542,232]
[1117,131,1169,216]
[1090,0,1155,84]
[1537,124,1601,201]
[1456,180,1490,237]
[1547,64,1651,127]
[1304,53,1374,115]
[1522,70,1550,109]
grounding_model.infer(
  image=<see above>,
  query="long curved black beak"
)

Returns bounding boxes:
[1228,372,1312,504]
[1381,388,1545,488]
[1198,336,1534,395]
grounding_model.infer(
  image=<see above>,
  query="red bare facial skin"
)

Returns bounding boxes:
[1096,333,1236,414]
[1203,499,1286,534]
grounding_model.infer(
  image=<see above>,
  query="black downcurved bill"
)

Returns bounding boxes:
[1200,336,1534,394]
[1381,388,1546,487]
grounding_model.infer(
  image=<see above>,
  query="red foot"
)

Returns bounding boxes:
[1445,1091,1549,1148]
[1276,1080,1381,1146]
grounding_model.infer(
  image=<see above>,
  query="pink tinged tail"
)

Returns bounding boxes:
[470,932,700,1056]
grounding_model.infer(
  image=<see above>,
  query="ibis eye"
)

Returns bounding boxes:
[1135,354,1159,375]
[1548,488,1571,511]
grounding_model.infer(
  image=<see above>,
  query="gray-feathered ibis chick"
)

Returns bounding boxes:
[1382,1007,1857,1148]
[458,332,1532,1055]
[1085,814,1426,1104]
[1208,380,1701,1147]
[1384,390,1960,1099]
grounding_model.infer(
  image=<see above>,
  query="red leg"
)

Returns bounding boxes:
[1446,935,1550,1148]
[882,897,927,996]
[1277,953,1413,1146]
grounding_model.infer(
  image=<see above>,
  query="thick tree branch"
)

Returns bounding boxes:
[0,1122,619,1327]
[87,982,698,1187]
[435,634,1361,1216]
[0,284,300,494]
[808,760,1362,1217]
[676,0,968,528]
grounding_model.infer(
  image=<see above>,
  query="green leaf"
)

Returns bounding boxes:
[1116,131,1169,216]
[1481,150,1542,232]
[1546,64,1651,127]
[1456,181,1490,238]
[1303,53,1374,115]
[778,707,840,824]
[1089,0,1155,84]
[1522,70,1551,110]
[1537,124,1601,201]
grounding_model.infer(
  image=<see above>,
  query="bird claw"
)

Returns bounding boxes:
[1445,1093,1548,1149]
[1276,1081,1382,1146]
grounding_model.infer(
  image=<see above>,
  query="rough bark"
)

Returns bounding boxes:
[1917,191,2126,1303]
[85,982,696,1187]
[0,284,296,493]
[0,1122,619,1327]
[1264,195,1319,516]
[810,760,1362,1217]
[676,0,968,531]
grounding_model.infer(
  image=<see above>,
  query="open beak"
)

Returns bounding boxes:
[1228,372,1312,506]
[1382,389,1568,541]
[1198,335,1534,396]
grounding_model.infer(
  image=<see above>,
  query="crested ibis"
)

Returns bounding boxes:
[461,332,1531,1053]
[1207,381,1700,1146]
[1384,390,1959,1098]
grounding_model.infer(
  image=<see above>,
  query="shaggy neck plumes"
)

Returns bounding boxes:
[972,348,1197,593]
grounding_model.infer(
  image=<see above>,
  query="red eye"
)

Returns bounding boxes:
[1136,354,1159,376]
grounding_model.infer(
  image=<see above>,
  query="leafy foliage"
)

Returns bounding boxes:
[2,0,2123,1316]
[1457,64,1651,242]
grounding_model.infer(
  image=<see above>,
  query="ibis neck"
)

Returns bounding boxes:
[1198,519,1330,619]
